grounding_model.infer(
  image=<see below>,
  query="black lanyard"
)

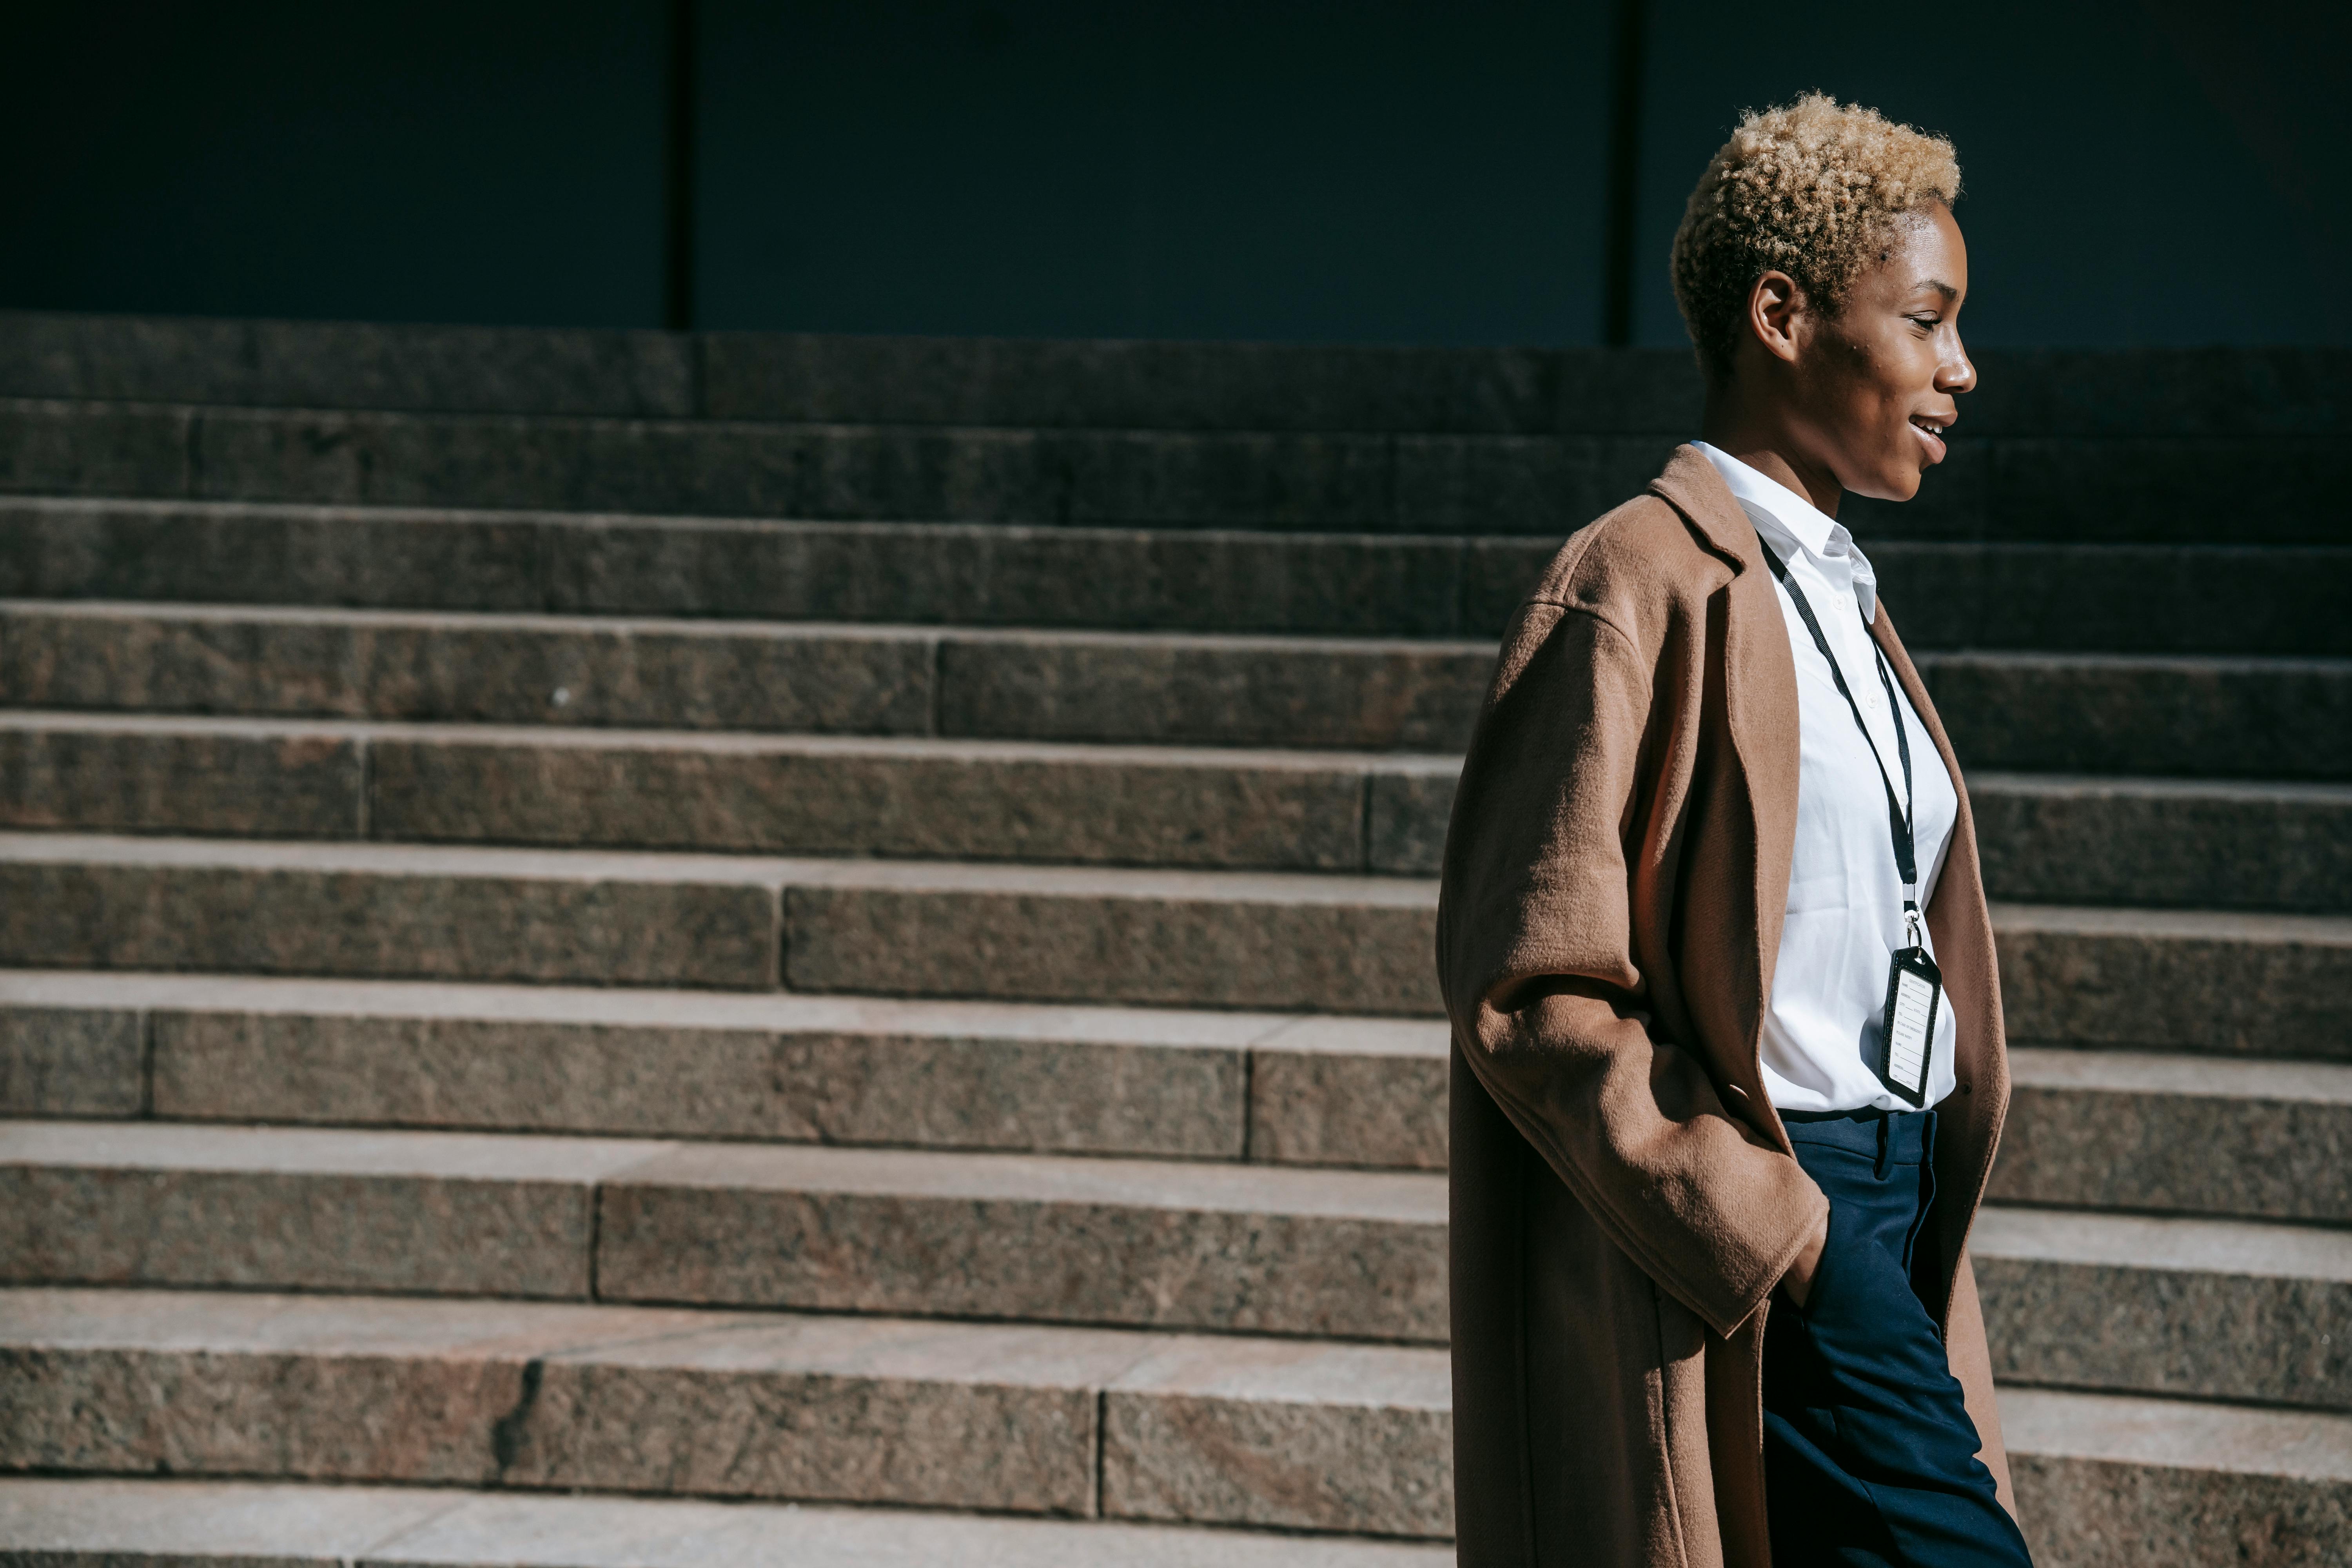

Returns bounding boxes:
[1755,538,1922,936]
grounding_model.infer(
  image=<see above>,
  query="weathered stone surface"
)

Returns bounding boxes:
[0,312,696,416]
[1365,766,1458,876]
[1984,436,2352,546]
[1924,653,2352,780]
[181,407,1414,530]
[0,1004,143,1117]
[0,1121,662,1296]
[0,603,936,734]
[1971,774,2352,913]
[783,864,1441,1014]
[0,834,785,988]
[0,496,549,611]
[1973,1207,2352,1408]
[1994,1049,2352,1223]
[548,515,1473,636]
[1993,904,2352,1060]
[1458,536,1561,637]
[508,1314,1136,1512]
[1963,347,2352,438]
[369,732,1370,870]
[1250,1018,1449,1170]
[0,715,361,837]
[1875,543,2352,658]
[149,991,1250,1160]
[938,632,1494,751]
[2003,1387,2352,1568]
[0,1289,711,1483]
[699,330,1695,436]
[597,1143,1448,1342]
[2014,1454,2352,1568]
[12,497,2343,656]
[0,397,190,499]
[1390,433,1679,537]
[0,1476,455,1565]
[0,1478,1463,1566]
[0,1288,1459,1539]
[1105,1336,1454,1537]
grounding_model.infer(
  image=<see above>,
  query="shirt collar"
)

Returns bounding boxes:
[1693,441,1878,623]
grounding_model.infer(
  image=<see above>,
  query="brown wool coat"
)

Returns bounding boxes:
[1437,445,2015,1568]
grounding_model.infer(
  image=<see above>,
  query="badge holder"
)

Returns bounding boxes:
[1877,907,1941,1107]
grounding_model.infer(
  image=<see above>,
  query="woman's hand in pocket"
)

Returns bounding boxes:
[1781,1209,1830,1308]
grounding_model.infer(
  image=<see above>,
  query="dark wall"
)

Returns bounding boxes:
[697,1,1614,343]
[1630,0,2352,350]
[3,2,2344,346]
[2,2,667,328]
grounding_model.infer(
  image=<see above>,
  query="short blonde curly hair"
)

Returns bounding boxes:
[1671,93,1961,376]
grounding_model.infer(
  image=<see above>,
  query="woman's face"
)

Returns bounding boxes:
[1787,202,1975,503]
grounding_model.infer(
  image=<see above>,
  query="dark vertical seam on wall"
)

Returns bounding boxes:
[663,0,698,332]
[926,636,944,737]
[1091,1388,1109,1516]
[1602,0,1650,347]
[182,412,203,500]
[355,737,372,840]
[139,1010,156,1117]
[586,1184,604,1300]
[1239,1046,1256,1162]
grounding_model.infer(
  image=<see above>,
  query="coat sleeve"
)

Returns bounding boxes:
[1944,1249,2019,1520]
[1437,599,1828,1337]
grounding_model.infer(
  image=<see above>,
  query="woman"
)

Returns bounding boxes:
[1438,95,2033,1568]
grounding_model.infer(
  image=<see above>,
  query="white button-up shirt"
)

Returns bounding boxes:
[1696,442,1961,1113]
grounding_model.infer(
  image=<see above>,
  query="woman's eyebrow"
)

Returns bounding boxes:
[1913,279,1960,301]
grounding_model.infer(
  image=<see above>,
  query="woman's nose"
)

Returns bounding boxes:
[1937,335,1976,395]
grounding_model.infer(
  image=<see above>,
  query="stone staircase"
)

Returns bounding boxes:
[0,313,2345,1566]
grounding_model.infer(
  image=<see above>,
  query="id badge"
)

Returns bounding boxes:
[1877,946,1943,1106]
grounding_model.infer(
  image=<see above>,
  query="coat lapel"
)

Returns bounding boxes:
[1868,606,2009,1321]
[1649,445,1802,1127]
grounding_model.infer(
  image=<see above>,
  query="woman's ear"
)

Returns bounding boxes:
[1746,270,1807,366]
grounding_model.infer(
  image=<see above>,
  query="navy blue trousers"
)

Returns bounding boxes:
[1763,1109,2034,1567]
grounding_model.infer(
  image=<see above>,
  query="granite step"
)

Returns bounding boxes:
[1971,1206,2352,1410]
[0,712,1460,877]
[1999,1387,2352,1568]
[11,311,2351,441]
[11,601,2352,774]
[1966,773,2352,914]
[0,1479,1457,1568]
[1995,1049,2352,1225]
[9,713,2352,911]
[8,1120,2347,1402]
[0,395,2342,542]
[0,1287,1454,1538]
[1929,652,2352,781]
[0,970,1446,1171]
[7,834,2351,1042]
[0,600,1496,753]
[4,1398,2351,1568]
[8,495,2350,654]
[0,832,1444,1010]
[1990,902,2352,1062]
[8,972,2335,1220]
[0,1121,1449,1341]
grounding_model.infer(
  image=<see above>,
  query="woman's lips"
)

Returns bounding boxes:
[1909,417,1947,463]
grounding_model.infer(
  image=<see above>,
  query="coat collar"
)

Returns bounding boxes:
[1649,441,1768,577]
[1647,443,1800,1139]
